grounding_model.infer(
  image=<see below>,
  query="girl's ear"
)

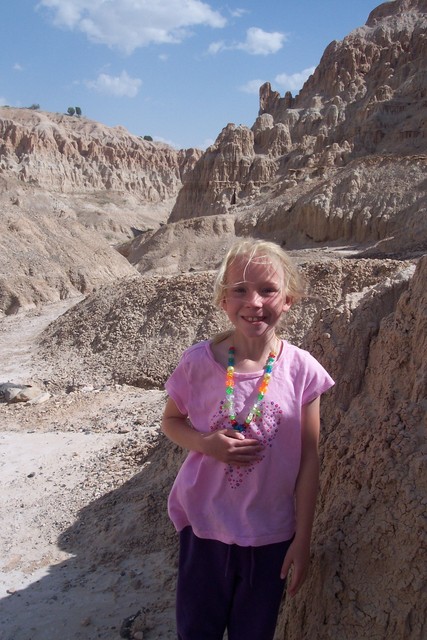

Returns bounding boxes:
[282,296,292,313]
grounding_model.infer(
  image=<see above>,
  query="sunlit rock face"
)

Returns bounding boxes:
[169,0,426,257]
[0,106,202,314]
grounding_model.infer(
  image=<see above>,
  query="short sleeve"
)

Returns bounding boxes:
[164,353,190,416]
[301,352,335,405]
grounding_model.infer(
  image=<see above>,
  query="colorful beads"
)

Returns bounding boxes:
[226,347,277,432]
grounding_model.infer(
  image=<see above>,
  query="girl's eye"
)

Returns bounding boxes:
[262,287,278,295]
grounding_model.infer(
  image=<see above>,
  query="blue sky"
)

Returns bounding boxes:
[1,0,387,150]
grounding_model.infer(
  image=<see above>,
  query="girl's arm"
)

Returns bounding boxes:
[162,396,208,453]
[161,396,264,465]
[280,396,321,596]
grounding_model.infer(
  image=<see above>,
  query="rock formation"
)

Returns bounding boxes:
[121,214,237,276]
[280,254,427,640]
[0,107,198,196]
[0,107,201,315]
[37,257,414,390]
[167,0,426,258]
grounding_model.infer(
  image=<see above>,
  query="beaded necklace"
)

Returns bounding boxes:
[225,345,277,433]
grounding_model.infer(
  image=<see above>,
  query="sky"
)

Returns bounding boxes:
[1,0,389,150]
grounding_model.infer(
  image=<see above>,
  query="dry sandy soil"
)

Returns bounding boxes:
[0,299,178,640]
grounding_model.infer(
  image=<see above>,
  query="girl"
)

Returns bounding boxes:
[162,239,334,640]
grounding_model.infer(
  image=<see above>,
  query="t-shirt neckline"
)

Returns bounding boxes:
[206,339,285,378]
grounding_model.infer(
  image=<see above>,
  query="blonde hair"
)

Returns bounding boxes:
[213,239,305,308]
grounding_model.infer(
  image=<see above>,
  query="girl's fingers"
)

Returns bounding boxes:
[223,428,246,440]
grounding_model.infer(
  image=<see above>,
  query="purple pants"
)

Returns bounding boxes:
[176,526,292,640]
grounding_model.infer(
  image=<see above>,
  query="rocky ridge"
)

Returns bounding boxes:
[166,0,426,259]
[36,257,415,391]
[0,108,201,315]
[0,108,198,196]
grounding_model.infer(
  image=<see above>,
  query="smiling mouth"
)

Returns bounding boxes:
[244,316,266,323]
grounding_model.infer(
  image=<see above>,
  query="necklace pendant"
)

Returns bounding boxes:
[233,424,246,433]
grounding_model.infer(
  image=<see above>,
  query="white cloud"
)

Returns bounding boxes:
[208,27,286,56]
[207,40,225,54]
[86,71,142,97]
[38,0,227,53]
[237,27,286,55]
[239,66,316,97]
[238,79,266,94]
[0,97,8,105]
[229,8,248,18]
[274,67,316,91]
[13,63,24,71]
[150,135,178,147]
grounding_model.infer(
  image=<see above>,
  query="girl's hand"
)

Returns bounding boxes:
[280,538,311,597]
[161,398,263,465]
[201,428,264,465]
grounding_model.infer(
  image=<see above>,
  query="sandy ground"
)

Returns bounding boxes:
[0,300,177,640]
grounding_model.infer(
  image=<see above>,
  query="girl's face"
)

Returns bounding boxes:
[221,255,291,339]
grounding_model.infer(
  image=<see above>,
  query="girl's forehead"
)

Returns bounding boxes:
[227,255,282,282]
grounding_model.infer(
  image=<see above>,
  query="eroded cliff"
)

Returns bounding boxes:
[168,0,426,258]
[0,108,201,314]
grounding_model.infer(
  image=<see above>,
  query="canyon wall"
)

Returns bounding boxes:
[0,107,198,197]
[0,108,201,315]
[168,0,426,257]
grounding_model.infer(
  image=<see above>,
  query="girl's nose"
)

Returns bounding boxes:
[245,290,262,306]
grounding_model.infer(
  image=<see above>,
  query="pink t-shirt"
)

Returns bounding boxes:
[165,339,334,547]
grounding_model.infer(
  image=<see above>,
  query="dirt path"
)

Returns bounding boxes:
[0,298,84,383]
[0,302,177,640]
